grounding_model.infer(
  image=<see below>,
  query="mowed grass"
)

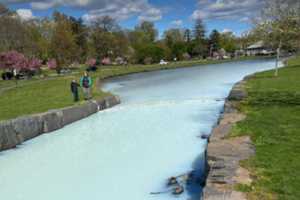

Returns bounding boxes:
[231,56,300,200]
[0,77,109,120]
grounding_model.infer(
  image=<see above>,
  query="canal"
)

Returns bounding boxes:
[0,59,278,200]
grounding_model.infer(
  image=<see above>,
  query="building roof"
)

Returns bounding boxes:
[247,41,265,49]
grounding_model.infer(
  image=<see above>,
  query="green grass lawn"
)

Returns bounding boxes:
[231,56,300,200]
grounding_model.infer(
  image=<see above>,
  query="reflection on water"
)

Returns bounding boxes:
[0,59,278,200]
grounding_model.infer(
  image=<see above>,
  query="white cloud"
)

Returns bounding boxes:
[239,17,250,22]
[31,2,56,10]
[171,20,183,27]
[191,0,265,21]
[16,8,35,20]
[30,0,96,9]
[82,3,161,23]
[222,28,232,33]
[82,3,143,22]
[3,0,162,22]
[222,28,237,36]
[138,7,162,22]
[191,10,205,20]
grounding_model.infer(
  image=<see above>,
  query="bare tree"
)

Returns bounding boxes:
[254,0,300,76]
[92,16,120,32]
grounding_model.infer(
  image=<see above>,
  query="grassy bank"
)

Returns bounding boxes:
[231,56,300,200]
[0,56,269,121]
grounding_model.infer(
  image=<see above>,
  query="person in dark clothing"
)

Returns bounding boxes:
[70,80,80,102]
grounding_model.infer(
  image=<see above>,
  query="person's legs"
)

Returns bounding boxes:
[86,87,92,99]
[82,87,92,100]
[73,91,79,102]
[82,87,88,100]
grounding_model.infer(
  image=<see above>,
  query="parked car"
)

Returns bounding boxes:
[16,69,37,79]
[60,68,72,75]
[159,59,168,65]
[1,72,13,80]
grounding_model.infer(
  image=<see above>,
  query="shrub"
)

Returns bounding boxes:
[86,58,96,66]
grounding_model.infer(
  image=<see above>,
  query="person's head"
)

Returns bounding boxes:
[72,79,76,83]
[84,71,88,77]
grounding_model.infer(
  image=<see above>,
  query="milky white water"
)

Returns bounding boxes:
[0,59,280,200]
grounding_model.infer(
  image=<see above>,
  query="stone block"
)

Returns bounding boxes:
[103,96,121,108]
[62,103,97,126]
[227,88,247,101]
[11,116,43,141]
[0,121,19,151]
[96,99,106,110]
[41,110,64,133]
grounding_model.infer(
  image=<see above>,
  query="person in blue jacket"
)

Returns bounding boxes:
[80,71,93,100]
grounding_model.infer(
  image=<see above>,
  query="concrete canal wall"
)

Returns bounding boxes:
[0,95,120,152]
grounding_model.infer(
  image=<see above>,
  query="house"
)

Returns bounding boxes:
[246,41,274,56]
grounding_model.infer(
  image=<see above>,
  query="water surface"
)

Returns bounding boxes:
[0,59,279,200]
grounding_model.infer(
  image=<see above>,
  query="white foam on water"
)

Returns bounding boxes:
[0,59,279,200]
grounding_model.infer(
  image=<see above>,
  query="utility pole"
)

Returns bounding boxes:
[210,44,213,58]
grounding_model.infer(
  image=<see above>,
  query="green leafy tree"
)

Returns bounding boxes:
[0,6,29,53]
[192,18,208,58]
[134,43,164,64]
[164,29,184,46]
[50,12,78,70]
[112,31,130,57]
[209,30,221,56]
[184,29,192,43]
[135,21,158,43]
[128,30,149,46]
[163,29,186,60]
[220,32,237,54]
[89,16,128,60]
[129,21,159,63]
[69,17,88,63]
[193,18,206,42]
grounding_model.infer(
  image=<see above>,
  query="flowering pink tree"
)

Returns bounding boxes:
[27,58,42,71]
[86,58,96,67]
[0,51,42,71]
[0,51,27,70]
[102,57,111,65]
[0,51,42,82]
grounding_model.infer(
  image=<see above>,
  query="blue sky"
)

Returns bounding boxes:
[3,0,264,36]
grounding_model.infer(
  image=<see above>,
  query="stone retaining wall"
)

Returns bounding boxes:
[0,95,120,152]
[203,79,254,200]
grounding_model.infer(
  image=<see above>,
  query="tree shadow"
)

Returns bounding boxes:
[184,152,208,200]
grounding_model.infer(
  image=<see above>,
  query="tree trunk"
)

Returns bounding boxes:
[275,40,282,77]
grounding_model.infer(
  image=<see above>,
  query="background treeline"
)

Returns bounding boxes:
[0,3,248,68]
[1,1,300,69]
